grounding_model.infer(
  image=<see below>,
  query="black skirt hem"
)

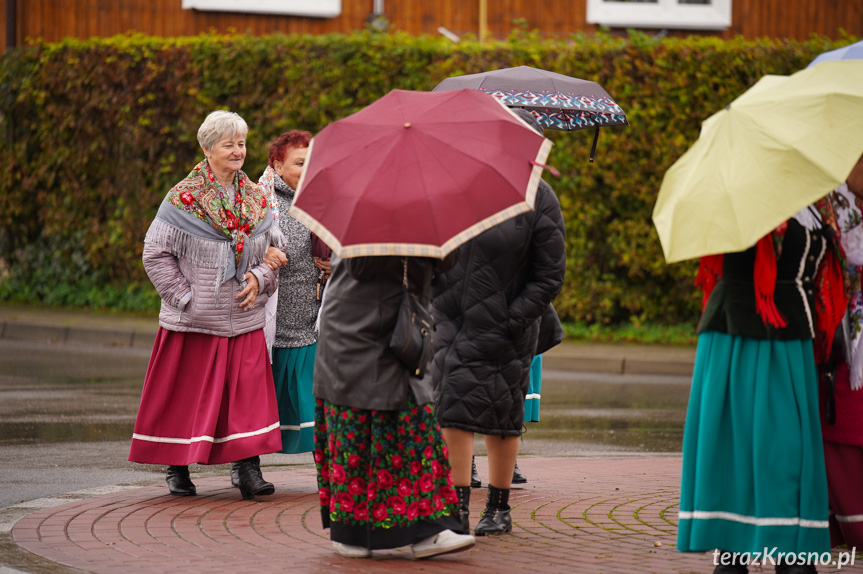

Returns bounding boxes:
[322,509,461,550]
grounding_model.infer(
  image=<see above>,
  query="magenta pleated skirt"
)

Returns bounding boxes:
[129,327,282,465]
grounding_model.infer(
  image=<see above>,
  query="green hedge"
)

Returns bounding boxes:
[0,29,851,321]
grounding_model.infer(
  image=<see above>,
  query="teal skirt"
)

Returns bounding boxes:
[524,354,542,423]
[677,331,829,554]
[271,343,317,454]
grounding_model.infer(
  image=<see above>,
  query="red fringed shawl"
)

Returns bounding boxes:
[815,249,848,363]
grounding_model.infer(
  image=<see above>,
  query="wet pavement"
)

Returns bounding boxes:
[0,340,692,456]
[1,304,858,573]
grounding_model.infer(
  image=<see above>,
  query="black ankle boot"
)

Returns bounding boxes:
[230,463,239,488]
[470,456,481,488]
[712,551,749,573]
[714,565,748,574]
[474,484,512,536]
[512,462,527,484]
[234,456,275,500]
[714,564,748,574]
[774,559,816,574]
[230,456,260,488]
[454,485,471,534]
[166,465,196,496]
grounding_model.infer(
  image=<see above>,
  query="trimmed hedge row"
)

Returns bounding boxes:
[0,29,850,321]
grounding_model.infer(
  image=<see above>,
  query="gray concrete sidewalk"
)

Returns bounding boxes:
[0,303,696,377]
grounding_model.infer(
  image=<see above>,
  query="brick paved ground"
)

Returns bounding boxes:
[11,457,861,574]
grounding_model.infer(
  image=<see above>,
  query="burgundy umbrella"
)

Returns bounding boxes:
[433,65,628,160]
[288,89,554,259]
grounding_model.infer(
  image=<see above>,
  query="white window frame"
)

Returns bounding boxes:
[181,0,341,18]
[586,0,731,30]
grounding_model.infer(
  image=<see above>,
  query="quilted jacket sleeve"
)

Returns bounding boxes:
[142,241,192,310]
[248,260,278,295]
[507,180,566,339]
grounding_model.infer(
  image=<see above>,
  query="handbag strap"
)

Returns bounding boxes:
[402,257,409,289]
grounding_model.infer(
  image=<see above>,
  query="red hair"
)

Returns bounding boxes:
[268,130,312,167]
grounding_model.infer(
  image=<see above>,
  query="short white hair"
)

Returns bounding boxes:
[197,110,249,151]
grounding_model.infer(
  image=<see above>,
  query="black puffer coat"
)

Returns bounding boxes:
[431,180,566,436]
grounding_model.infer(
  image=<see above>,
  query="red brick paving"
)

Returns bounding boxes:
[11,457,862,573]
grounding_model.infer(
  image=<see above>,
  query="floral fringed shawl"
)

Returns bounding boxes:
[258,164,280,223]
[145,159,277,295]
[833,184,863,390]
[165,159,270,267]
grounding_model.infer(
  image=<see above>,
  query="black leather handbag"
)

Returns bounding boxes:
[389,258,433,378]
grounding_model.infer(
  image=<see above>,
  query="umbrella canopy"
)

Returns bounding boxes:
[652,60,863,264]
[809,39,863,67]
[288,89,553,259]
[432,65,627,132]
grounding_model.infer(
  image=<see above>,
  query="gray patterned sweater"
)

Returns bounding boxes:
[273,176,320,349]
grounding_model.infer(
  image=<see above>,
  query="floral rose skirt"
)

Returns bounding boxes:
[314,394,461,549]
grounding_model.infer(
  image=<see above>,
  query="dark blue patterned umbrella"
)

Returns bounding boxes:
[432,66,627,161]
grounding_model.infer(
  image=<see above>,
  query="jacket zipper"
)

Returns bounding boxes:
[229,280,235,337]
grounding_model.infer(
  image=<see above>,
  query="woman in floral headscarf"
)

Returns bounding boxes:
[129,110,286,500]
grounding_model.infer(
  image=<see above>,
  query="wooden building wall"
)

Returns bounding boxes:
[2,0,862,52]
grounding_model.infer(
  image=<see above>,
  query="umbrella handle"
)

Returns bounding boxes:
[589,127,599,163]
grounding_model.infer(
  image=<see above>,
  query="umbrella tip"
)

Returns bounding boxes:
[404,122,411,128]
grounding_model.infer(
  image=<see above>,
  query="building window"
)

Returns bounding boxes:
[181,0,341,18]
[586,0,731,30]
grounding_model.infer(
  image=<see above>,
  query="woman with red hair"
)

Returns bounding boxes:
[256,130,330,457]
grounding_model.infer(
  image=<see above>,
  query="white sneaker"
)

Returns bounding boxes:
[332,541,371,558]
[411,529,476,559]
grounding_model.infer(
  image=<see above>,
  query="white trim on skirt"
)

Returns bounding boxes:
[280,422,315,431]
[678,510,828,529]
[132,422,280,445]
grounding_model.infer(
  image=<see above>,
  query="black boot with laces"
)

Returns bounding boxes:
[474,484,512,536]
[454,485,471,534]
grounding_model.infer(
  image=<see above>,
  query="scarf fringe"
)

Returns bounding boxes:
[243,229,273,269]
[147,217,281,299]
[754,234,788,329]
[145,218,229,268]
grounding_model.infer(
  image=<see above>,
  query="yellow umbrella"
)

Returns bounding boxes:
[653,60,863,264]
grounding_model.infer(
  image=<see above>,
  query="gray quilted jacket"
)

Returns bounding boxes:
[143,208,284,338]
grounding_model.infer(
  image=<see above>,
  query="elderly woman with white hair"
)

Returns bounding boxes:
[129,110,287,500]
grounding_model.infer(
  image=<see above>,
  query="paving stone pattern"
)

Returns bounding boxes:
[12,457,860,574]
